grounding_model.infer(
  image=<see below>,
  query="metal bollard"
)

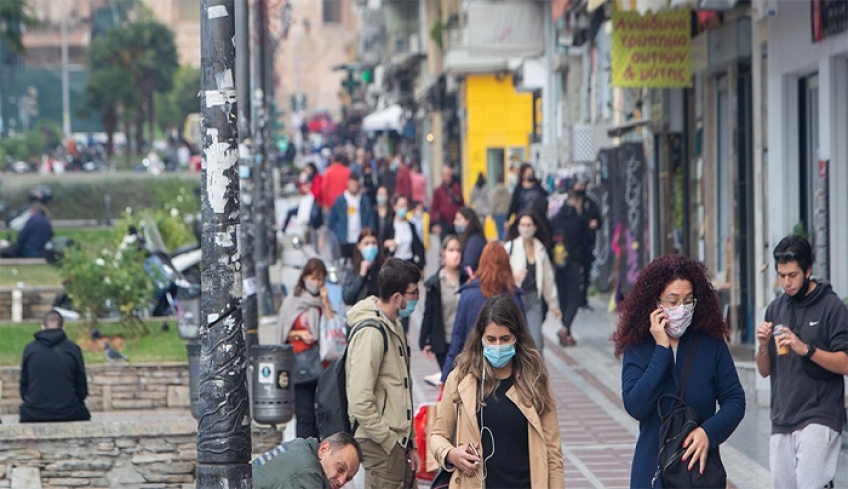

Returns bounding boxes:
[11,288,23,323]
[186,341,201,419]
[249,344,294,425]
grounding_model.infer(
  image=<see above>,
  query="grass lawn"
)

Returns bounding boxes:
[0,319,188,366]
[0,264,62,287]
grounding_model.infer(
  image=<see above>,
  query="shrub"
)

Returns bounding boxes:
[56,226,154,335]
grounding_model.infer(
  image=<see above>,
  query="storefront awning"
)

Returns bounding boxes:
[362,104,404,133]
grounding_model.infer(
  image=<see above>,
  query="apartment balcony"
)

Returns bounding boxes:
[442,0,545,75]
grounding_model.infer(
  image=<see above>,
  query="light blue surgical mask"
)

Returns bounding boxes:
[399,298,418,318]
[362,245,378,262]
[455,223,466,234]
[395,208,408,219]
[482,340,516,368]
[376,195,388,205]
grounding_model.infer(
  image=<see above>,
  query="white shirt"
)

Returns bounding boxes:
[345,191,362,244]
[393,219,413,260]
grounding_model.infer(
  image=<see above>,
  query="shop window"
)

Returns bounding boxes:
[798,74,819,237]
[323,0,342,24]
[486,148,505,187]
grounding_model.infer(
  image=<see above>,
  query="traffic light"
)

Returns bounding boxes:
[361,69,372,84]
[341,69,360,95]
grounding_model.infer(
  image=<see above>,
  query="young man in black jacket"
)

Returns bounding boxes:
[19,310,91,422]
[755,235,848,489]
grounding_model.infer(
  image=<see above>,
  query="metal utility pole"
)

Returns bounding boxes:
[61,1,71,136]
[235,0,259,354]
[542,0,558,175]
[251,0,275,318]
[197,0,251,487]
[263,33,277,269]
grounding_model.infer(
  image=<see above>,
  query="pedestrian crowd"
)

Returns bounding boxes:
[265,148,847,489]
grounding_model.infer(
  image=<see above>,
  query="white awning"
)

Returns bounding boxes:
[362,104,404,133]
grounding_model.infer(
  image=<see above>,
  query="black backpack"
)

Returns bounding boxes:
[654,333,726,489]
[315,319,387,440]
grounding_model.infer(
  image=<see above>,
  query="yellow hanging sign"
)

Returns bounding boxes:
[612,8,692,88]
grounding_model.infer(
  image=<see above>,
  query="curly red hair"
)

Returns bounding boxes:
[612,254,729,358]
[476,242,515,297]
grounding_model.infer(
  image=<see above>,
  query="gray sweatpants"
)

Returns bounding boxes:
[522,292,544,354]
[769,423,841,489]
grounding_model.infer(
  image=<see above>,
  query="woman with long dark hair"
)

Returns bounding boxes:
[454,206,486,275]
[371,185,394,249]
[342,227,384,306]
[420,235,469,371]
[430,295,564,489]
[275,258,334,438]
[440,242,526,382]
[506,211,561,353]
[613,254,745,489]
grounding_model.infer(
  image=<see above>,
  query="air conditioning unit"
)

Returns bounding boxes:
[699,0,737,10]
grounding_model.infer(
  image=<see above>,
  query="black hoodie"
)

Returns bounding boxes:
[764,278,848,434]
[19,328,91,422]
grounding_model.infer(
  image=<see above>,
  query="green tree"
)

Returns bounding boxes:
[155,64,200,133]
[86,19,178,154]
[0,0,38,55]
[78,65,137,157]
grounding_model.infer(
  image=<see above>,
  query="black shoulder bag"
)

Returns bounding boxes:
[654,333,727,489]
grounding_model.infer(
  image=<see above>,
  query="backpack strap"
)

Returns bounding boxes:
[677,332,702,398]
[347,319,387,354]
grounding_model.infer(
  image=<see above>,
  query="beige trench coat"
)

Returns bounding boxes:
[429,370,565,489]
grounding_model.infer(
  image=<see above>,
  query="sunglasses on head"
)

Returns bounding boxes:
[773,251,797,261]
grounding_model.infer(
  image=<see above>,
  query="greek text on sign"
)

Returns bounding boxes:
[258,362,274,384]
[612,8,691,88]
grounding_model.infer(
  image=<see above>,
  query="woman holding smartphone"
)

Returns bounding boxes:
[429,295,564,489]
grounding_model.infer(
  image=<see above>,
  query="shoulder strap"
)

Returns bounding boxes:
[348,319,387,353]
[50,344,74,372]
[677,332,702,398]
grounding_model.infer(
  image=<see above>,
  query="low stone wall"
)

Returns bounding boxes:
[0,419,284,489]
[0,363,190,415]
[0,419,198,489]
[0,287,63,322]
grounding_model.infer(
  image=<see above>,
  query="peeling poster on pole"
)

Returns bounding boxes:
[612,8,691,88]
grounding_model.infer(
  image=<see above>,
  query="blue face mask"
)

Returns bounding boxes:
[376,195,388,205]
[399,298,418,318]
[362,245,378,262]
[482,340,516,368]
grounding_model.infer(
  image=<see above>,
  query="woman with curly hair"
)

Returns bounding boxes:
[440,242,526,382]
[430,295,564,489]
[613,254,745,488]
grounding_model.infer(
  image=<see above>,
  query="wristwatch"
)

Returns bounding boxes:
[804,343,817,359]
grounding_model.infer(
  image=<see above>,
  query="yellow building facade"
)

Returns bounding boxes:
[461,74,534,200]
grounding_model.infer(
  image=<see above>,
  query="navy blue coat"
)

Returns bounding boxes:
[440,280,526,382]
[460,233,486,274]
[18,211,53,257]
[621,330,745,488]
[327,193,374,245]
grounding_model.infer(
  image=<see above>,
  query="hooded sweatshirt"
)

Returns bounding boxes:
[764,278,848,434]
[19,328,90,422]
[345,296,416,454]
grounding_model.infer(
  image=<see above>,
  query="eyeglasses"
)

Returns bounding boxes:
[773,251,797,262]
[658,297,697,310]
[402,289,419,299]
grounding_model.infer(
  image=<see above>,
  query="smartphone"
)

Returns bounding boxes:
[467,443,480,458]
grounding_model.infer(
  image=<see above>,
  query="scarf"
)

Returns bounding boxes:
[276,291,323,344]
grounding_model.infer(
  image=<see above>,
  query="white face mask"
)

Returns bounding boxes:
[660,303,695,338]
[518,225,536,241]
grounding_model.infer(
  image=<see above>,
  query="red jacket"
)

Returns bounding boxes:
[310,174,323,203]
[394,164,413,201]
[431,182,464,223]
[320,163,350,210]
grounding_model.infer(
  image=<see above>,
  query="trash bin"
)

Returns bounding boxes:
[250,344,294,425]
[186,341,202,419]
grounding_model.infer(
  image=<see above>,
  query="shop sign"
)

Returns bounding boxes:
[812,0,848,42]
[612,8,692,88]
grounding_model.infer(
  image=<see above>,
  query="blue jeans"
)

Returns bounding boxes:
[493,213,507,241]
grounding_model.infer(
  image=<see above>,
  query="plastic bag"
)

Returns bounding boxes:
[319,315,348,362]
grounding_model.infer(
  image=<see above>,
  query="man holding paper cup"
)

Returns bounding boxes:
[755,235,848,489]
